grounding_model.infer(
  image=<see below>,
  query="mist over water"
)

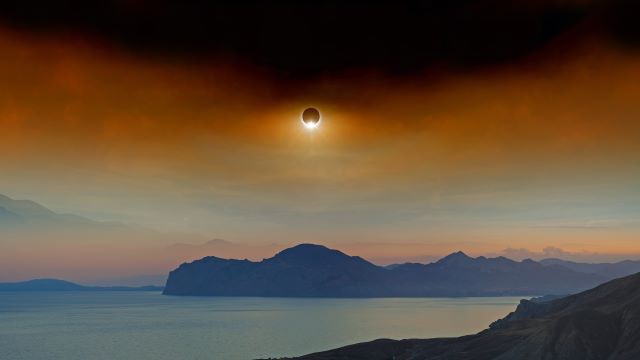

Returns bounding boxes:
[0,292,521,360]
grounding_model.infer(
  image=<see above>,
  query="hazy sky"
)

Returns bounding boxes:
[1,1,639,282]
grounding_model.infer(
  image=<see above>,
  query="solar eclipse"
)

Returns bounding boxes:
[301,107,321,130]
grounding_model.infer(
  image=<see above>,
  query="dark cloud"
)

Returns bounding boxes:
[0,0,636,77]
[602,0,640,47]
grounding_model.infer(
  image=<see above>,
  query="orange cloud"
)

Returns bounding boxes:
[0,28,639,281]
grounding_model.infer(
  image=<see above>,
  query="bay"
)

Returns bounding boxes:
[0,292,522,360]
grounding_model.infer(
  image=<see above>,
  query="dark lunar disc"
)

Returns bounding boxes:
[302,107,321,125]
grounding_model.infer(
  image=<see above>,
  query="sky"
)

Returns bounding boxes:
[0,0,639,283]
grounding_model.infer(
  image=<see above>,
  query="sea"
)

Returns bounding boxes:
[0,292,522,360]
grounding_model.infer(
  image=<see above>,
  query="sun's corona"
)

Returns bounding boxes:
[301,107,321,130]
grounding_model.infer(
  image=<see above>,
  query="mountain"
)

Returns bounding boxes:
[163,244,606,297]
[0,279,163,291]
[387,252,604,297]
[284,271,640,360]
[164,244,388,297]
[541,258,640,280]
[0,193,114,230]
[0,193,211,286]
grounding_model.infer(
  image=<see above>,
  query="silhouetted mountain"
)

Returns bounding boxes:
[541,258,640,280]
[0,278,163,291]
[164,244,606,297]
[284,272,640,360]
[164,244,386,297]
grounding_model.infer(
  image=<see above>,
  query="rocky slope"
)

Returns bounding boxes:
[286,271,640,360]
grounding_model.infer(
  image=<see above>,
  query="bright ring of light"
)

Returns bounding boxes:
[302,120,320,130]
[301,107,321,130]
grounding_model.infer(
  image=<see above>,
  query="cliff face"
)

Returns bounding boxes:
[287,272,640,360]
[163,244,604,297]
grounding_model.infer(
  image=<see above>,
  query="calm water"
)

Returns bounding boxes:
[0,292,522,360]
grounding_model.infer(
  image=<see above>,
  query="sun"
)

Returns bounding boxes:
[302,121,320,130]
[301,107,321,131]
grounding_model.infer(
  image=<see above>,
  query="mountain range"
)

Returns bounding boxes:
[5,192,640,289]
[164,244,614,297]
[539,258,640,280]
[0,279,163,292]
[284,270,640,360]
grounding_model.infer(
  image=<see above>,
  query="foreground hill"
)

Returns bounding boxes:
[164,244,605,297]
[284,271,640,360]
[0,279,162,291]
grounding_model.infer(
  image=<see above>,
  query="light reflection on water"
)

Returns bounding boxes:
[0,292,522,360]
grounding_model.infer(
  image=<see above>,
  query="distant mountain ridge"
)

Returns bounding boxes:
[285,271,640,360]
[163,244,608,297]
[0,279,163,291]
[0,193,129,230]
[540,258,640,279]
[0,194,89,224]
